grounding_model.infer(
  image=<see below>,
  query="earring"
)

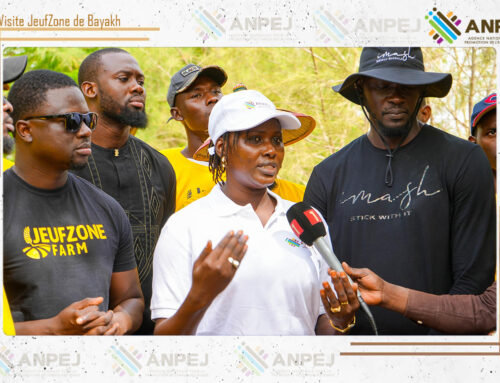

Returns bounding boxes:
[221,155,227,170]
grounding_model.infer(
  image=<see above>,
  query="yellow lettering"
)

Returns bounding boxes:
[66,226,77,242]
[96,224,107,239]
[87,225,99,239]
[76,225,89,240]
[67,244,75,255]
[76,242,88,254]
[39,227,49,243]
[32,227,41,244]
[52,244,58,255]
[59,245,67,256]
[58,227,67,242]
[47,227,59,242]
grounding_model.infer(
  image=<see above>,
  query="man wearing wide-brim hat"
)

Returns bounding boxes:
[305,47,496,335]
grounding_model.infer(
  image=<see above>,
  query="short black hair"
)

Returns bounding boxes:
[78,48,129,86]
[8,69,78,124]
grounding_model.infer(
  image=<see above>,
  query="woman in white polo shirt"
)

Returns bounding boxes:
[151,89,358,335]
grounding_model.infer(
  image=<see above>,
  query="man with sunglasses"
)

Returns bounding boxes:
[4,69,144,335]
[73,48,176,335]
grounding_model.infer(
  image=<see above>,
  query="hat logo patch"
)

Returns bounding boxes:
[484,94,496,105]
[243,101,270,109]
[181,66,201,77]
[376,50,416,64]
[244,101,256,109]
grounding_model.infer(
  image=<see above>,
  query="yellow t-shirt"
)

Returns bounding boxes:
[160,148,215,211]
[161,147,305,211]
[3,157,14,171]
[3,289,15,335]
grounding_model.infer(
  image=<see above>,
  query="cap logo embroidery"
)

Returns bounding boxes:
[376,50,416,63]
[244,101,256,109]
[484,94,496,104]
[243,100,269,109]
[181,66,201,77]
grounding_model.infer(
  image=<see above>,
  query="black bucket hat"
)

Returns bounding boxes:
[332,47,452,104]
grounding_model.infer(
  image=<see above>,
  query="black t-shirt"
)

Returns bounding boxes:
[305,125,496,335]
[3,170,136,322]
[71,135,176,334]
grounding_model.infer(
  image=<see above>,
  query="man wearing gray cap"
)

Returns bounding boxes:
[305,47,495,335]
[161,63,227,210]
[3,55,27,170]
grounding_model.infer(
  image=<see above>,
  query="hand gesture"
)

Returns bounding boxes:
[320,269,359,332]
[188,230,248,310]
[52,297,115,335]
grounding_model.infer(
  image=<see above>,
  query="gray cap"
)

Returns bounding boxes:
[3,55,28,84]
[167,63,227,107]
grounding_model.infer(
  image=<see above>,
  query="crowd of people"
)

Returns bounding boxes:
[2,47,497,336]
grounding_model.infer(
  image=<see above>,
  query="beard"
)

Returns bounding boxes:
[3,134,15,154]
[376,119,412,138]
[99,92,148,128]
[69,160,88,171]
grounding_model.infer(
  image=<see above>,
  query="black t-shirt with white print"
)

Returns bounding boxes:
[305,124,496,335]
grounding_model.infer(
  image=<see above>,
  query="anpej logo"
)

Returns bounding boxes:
[314,8,349,43]
[193,7,226,42]
[425,8,462,44]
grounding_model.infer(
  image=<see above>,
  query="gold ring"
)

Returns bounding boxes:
[340,301,349,306]
[330,306,342,313]
[227,256,239,269]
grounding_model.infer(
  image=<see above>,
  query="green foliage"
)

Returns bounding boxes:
[3,47,495,184]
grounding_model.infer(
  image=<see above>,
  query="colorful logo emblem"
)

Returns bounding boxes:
[235,342,269,376]
[244,101,256,109]
[425,8,462,44]
[193,7,226,42]
[314,8,349,43]
[109,345,143,377]
[285,238,301,247]
[0,347,14,376]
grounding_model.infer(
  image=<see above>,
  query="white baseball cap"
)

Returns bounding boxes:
[208,90,301,151]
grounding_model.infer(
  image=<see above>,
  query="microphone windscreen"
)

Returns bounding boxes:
[286,202,326,246]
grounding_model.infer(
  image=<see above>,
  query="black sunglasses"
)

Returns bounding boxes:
[24,112,98,133]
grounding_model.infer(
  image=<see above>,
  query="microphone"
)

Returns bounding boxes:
[286,202,378,335]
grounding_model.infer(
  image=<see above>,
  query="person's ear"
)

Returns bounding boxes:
[16,120,33,143]
[170,107,183,121]
[215,137,225,157]
[468,135,477,144]
[81,81,98,99]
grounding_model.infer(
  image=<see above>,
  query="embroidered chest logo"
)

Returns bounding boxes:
[22,224,107,259]
[285,237,303,248]
[340,165,442,211]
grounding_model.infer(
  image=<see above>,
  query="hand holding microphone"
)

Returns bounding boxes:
[286,202,378,335]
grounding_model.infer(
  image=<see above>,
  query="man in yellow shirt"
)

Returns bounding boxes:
[162,64,314,210]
